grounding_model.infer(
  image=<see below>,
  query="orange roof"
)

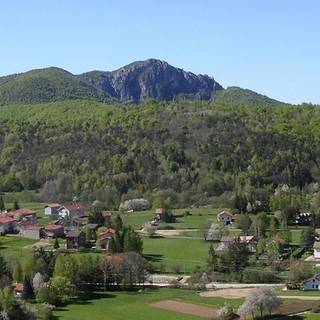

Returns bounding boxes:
[0,216,16,224]
[219,211,233,216]
[100,228,116,237]
[24,226,44,231]
[9,208,36,216]
[64,204,85,211]
[101,211,112,218]
[11,283,24,292]
[45,224,64,231]
[46,203,61,208]
[155,208,166,214]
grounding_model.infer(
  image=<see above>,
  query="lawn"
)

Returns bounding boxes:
[53,287,240,320]
[0,235,39,261]
[121,208,224,230]
[142,237,213,273]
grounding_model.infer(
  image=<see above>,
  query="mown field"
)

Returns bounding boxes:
[53,287,320,320]
[53,287,241,320]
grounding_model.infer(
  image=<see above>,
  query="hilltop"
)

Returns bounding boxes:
[0,59,281,105]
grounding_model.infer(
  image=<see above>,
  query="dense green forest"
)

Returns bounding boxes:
[0,99,320,211]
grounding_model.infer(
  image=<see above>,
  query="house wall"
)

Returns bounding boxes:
[304,279,320,290]
[22,230,41,239]
[45,207,59,215]
[314,248,320,259]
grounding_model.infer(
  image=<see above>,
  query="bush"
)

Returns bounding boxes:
[242,268,278,283]
[119,198,150,211]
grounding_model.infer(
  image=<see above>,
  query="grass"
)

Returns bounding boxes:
[121,208,224,230]
[143,237,213,273]
[0,236,39,261]
[53,287,241,320]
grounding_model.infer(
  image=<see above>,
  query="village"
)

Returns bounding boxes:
[1,201,320,298]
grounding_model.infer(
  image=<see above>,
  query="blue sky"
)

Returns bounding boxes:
[0,0,319,104]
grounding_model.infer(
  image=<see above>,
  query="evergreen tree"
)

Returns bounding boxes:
[114,214,123,231]
[12,263,23,283]
[22,276,35,300]
[53,238,60,250]
[0,196,5,211]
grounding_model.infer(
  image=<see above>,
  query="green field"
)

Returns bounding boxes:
[53,287,320,320]
[0,236,39,261]
[53,288,242,320]
[121,208,224,230]
[142,237,214,273]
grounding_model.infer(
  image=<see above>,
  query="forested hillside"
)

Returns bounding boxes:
[0,99,319,211]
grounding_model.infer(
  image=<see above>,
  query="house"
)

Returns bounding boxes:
[314,242,320,259]
[11,283,24,297]
[58,204,86,218]
[218,235,259,251]
[66,230,86,249]
[303,275,320,291]
[154,208,166,221]
[0,215,17,234]
[219,236,234,250]
[102,211,112,219]
[44,224,65,238]
[20,226,45,239]
[99,228,116,249]
[44,203,61,216]
[218,211,233,225]
[8,208,37,221]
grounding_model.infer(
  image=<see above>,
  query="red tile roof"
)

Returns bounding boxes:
[11,283,24,292]
[46,203,61,208]
[0,215,16,224]
[9,208,36,217]
[101,211,112,218]
[64,204,85,211]
[45,224,64,231]
[219,211,233,217]
[24,226,44,231]
[155,208,166,215]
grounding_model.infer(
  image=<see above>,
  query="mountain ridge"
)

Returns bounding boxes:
[0,59,282,105]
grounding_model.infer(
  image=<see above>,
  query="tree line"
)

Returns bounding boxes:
[0,100,320,212]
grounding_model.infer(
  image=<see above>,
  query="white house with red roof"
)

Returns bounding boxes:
[218,211,233,225]
[57,204,86,218]
[0,215,17,234]
[44,203,61,216]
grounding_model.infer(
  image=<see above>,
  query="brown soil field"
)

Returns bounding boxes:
[151,300,217,318]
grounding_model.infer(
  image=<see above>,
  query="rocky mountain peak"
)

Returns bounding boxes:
[81,59,223,102]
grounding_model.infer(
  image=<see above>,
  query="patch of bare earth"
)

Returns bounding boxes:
[200,288,320,300]
[151,300,217,318]
[155,230,181,237]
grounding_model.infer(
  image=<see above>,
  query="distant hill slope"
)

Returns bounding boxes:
[0,59,282,105]
[213,86,282,106]
[0,67,109,105]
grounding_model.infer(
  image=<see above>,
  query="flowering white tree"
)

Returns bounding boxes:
[238,287,281,319]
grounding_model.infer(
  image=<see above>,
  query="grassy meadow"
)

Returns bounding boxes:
[53,287,242,320]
